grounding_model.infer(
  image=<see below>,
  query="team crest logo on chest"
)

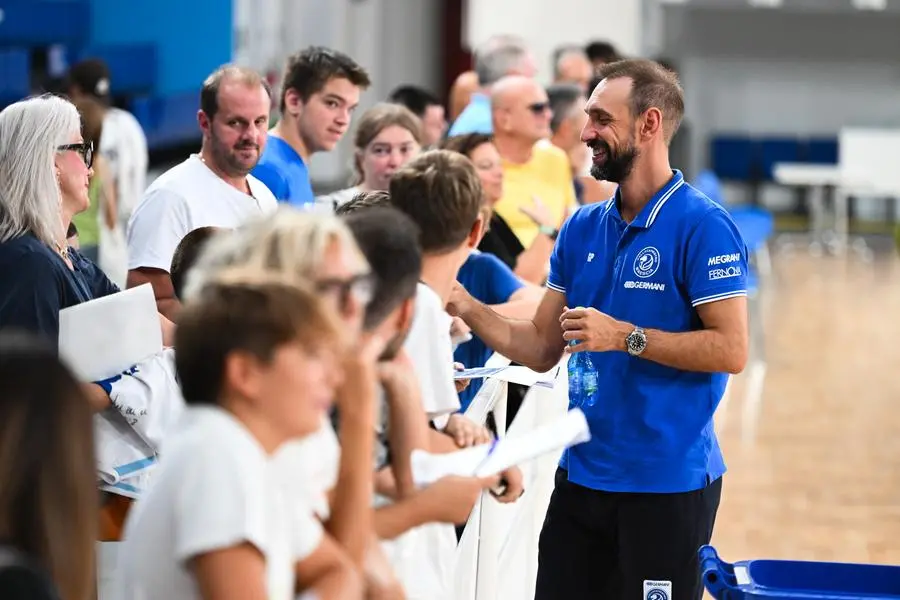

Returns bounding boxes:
[633,246,661,278]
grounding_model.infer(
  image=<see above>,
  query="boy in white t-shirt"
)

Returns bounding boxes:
[126,65,278,320]
[381,152,526,599]
[116,278,360,600]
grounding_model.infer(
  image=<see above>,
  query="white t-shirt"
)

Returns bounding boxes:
[402,283,460,422]
[101,107,148,227]
[116,407,323,600]
[385,282,461,600]
[126,154,277,272]
[273,415,341,524]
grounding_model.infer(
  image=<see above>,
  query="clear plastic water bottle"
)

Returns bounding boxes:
[567,340,599,408]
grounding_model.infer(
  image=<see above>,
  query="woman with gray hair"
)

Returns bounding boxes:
[0,97,181,539]
[0,95,118,342]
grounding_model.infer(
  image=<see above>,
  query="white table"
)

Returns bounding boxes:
[772,162,874,257]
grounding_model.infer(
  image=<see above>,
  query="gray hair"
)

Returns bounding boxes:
[552,45,589,80]
[474,35,531,87]
[546,83,584,134]
[183,206,368,301]
[0,95,80,247]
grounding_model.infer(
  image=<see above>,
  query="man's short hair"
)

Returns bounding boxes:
[388,85,442,119]
[388,149,483,255]
[200,65,271,121]
[280,46,371,113]
[585,41,620,65]
[334,190,392,216]
[67,59,112,104]
[175,278,342,406]
[474,35,530,87]
[546,83,584,134]
[597,58,685,144]
[552,45,588,80]
[171,227,222,300]
[341,207,422,331]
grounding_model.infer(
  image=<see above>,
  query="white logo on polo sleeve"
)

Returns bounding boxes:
[644,580,672,600]
[633,247,661,278]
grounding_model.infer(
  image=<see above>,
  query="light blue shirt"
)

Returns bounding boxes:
[251,136,315,206]
[448,93,492,137]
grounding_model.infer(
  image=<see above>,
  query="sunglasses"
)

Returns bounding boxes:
[528,102,551,114]
[57,141,94,169]
[316,272,375,313]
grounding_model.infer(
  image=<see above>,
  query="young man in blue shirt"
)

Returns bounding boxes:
[448,59,750,600]
[252,47,370,206]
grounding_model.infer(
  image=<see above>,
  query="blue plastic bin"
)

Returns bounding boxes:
[700,545,900,599]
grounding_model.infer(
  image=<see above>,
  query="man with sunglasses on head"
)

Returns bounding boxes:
[126,65,277,320]
[488,75,577,278]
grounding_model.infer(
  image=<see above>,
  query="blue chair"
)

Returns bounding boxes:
[693,169,726,206]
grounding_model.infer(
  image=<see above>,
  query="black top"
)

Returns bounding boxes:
[0,234,119,345]
[478,213,524,271]
[0,547,61,600]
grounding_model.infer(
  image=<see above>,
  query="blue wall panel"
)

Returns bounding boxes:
[89,0,232,95]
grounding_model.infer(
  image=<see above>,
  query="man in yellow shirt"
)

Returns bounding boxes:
[490,75,577,249]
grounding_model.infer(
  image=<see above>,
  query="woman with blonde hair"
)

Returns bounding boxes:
[317,103,424,210]
[0,332,98,600]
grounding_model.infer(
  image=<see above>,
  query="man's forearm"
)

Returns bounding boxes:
[462,302,557,371]
[373,497,429,540]
[327,410,375,567]
[616,321,747,374]
[385,387,431,498]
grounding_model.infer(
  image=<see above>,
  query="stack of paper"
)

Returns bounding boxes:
[453,365,560,389]
[410,408,591,486]
[59,284,163,496]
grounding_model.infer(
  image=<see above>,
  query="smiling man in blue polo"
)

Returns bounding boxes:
[447,58,749,600]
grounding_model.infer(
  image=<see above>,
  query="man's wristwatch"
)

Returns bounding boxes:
[538,224,559,241]
[625,327,647,356]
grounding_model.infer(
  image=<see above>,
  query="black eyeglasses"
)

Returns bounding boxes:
[57,142,94,169]
[528,102,551,114]
[316,272,376,314]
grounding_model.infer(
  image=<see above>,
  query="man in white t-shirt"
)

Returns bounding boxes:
[116,279,360,600]
[126,65,277,320]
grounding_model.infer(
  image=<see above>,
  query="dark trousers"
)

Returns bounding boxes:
[534,468,722,600]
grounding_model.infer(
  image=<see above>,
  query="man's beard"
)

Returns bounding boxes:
[589,138,639,184]
[210,133,259,177]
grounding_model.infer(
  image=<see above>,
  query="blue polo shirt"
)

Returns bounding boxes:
[448,93,492,137]
[454,251,524,410]
[252,136,315,206]
[547,170,749,493]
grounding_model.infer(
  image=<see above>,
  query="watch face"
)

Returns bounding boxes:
[627,331,646,354]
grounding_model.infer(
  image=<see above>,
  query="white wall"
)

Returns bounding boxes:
[466,0,644,85]
[661,6,900,178]
[234,0,443,186]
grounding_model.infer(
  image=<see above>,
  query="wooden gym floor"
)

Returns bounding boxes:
[711,242,900,569]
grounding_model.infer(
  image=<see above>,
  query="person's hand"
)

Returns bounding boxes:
[444,413,493,448]
[377,348,419,402]
[453,362,470,394]
[560,306,628,354]
[449,316,472,347]
[335,331,388,411]
[519,195,556,229]
[446,281,475,318]
[83,383,111,412]
[491,466,525,504]
[419,474,502,524]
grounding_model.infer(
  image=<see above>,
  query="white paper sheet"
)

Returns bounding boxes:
[58,283,163,382]
[454,366,508,380]
[410,408,591,486]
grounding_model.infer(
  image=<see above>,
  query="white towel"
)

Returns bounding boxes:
[95,348,185,497]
